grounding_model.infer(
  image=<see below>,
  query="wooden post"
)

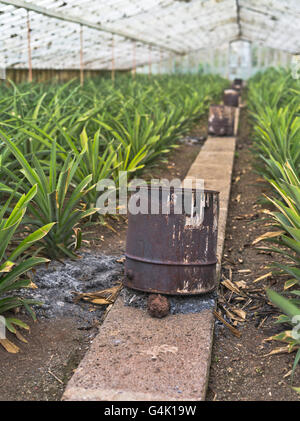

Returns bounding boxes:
[148,45,152,77]
[80,24,84,86]
[132,41,136,78]
[26,11,33,83]
[111,35,115,83]
[159,48,162,75]
[168,54,172,74]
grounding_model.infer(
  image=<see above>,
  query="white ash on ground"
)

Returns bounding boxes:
[121,286,216,315]
[20,253,124,323]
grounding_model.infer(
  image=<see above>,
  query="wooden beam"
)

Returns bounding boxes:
[111,35,115,83]
[148,45,152,78]
[0,0,183,55]
[26,11,32,82]
[235,0,242,38]
[159,48,162,75]
[131,41,136,78]
[79,24,84,86]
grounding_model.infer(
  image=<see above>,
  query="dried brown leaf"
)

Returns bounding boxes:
[90,298,113,305]
[213,310,241,338]
[235,281,247,289]
[252,231,284,245]
[15,329,28,344]
[263,346,290,357]
[253,272,272,284]
[221,279,240,295]
[231,308,247,320]
[74,283,123,306]
[0,338,20,353]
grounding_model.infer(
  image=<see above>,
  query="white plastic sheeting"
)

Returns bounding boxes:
[0,0,299,70]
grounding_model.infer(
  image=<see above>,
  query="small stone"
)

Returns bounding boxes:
[147,294,170,318]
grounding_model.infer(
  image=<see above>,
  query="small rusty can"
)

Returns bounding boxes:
[223,89,239,107]
[208,105,235,136]
[124,187,219,295]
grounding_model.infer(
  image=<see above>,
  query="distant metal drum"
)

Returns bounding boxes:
[124,187,219,295]
[208,105,235,136]
[231,78,243,93]
[223,89,239,107]
[233,78,243,87]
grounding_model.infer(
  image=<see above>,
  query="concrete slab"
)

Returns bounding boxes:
[186,135,236,263]
[186,165,233,181]
[201,137,236,152]
[63,300,214,401]
[193,151,234,161]
[63,109,239,402]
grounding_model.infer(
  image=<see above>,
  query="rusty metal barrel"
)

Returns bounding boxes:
[124,186,219,295]
[233,78,243,87]
[223,89,239,107]
[208,104,235,136]
[231,78,243,93]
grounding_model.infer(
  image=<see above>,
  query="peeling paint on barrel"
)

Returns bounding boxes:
[208,105,235,136]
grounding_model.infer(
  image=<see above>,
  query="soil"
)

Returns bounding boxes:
[0,122,204,401]
[206,107,300,401]
[0,317,96,401]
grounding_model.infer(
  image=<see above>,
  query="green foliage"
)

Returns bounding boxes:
[267,289,300,381]
[265,162,300,283]
[0,74,227,213]
[0,186,54,333]
[248,68,300,381]
[248,68,300,179]
[0,132,97,258]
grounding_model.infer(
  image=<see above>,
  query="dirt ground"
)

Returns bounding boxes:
[206,108,300,401]
[0,317,97,401]
[0,124,204,401]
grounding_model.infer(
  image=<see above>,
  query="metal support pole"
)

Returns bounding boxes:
[26,11,32,82]
[80,24,84,86]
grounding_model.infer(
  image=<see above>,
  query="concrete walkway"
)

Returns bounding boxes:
[63,113,238,402]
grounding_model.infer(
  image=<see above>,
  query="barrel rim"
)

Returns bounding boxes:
[136,186,220,195]
[125,253,218,266]
[123,280,218,296]
[224,89,239,94]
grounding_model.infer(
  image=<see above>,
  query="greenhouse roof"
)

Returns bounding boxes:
[0,0,299,70]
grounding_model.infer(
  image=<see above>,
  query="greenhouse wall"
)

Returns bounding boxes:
[2,68,129,83]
